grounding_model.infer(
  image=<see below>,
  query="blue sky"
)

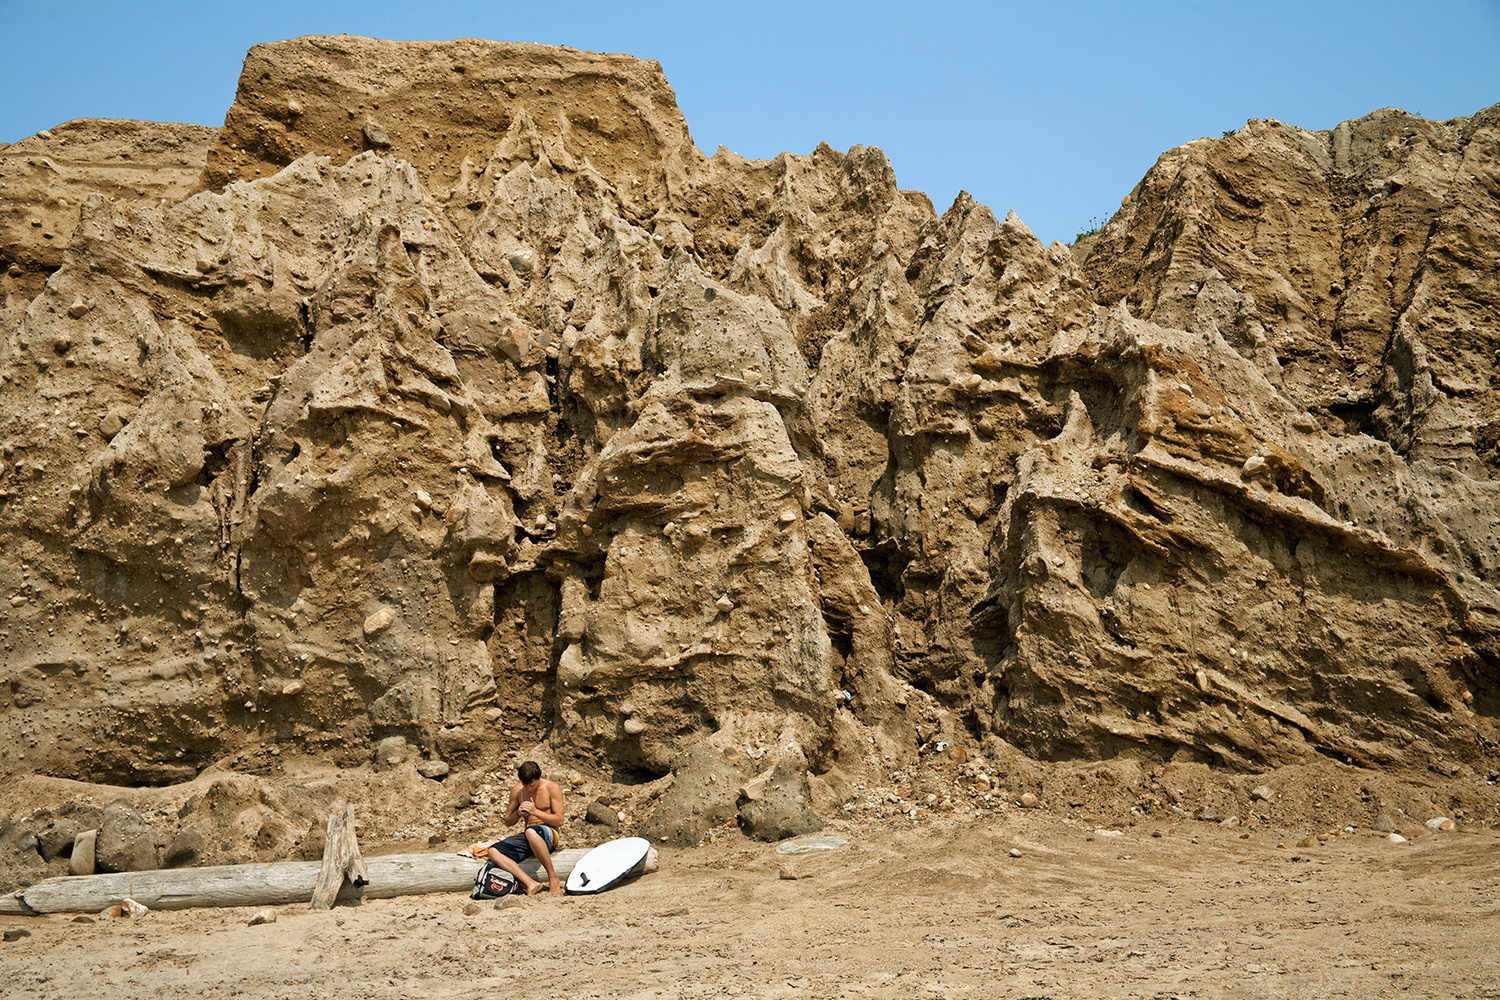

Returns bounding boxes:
[2,1,1497,244]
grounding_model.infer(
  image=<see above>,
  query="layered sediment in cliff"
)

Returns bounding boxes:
[0,38,1495,821]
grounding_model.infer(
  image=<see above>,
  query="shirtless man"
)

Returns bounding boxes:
[486,761,565,895]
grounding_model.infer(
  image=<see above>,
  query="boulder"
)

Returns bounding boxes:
[165,829,206,868]
[95,801,163,874]
[639,743,747,847]
[416,760,451,780]
[68,829,97,876]
[374,736,410,771]
[737,758,824,842]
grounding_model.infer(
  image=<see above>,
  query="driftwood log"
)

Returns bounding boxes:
[0,847,657,915]
[310,806,369,910]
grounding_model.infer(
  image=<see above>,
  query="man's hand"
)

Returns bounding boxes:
[519,801,535,820]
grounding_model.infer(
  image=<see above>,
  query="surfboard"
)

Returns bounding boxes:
[565,836,651,895]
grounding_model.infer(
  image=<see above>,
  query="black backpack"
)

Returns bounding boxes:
[471,861,523,900]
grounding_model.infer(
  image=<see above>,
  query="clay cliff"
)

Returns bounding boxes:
[1,38,1496,854]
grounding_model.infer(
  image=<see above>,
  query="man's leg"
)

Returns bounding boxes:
[525,826,562,894]
[487,840,541,894]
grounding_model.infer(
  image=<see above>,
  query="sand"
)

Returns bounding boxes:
[4,811,1496,999]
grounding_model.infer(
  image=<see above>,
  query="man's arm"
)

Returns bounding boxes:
[502,782,524,828]
[521,780,565,828]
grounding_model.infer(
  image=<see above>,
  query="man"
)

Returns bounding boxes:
[486,760,565,895]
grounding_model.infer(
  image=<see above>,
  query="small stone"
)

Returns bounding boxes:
[1297,835,1318,848]
[463,902,481,916]
[778,864,800,880]
[1199,810,1220,822]
[417,760,450,780]
[1242,455,1268,477]
[623,718,647,735]
[1460,689,1473,705]
[287,98,303,115]
[71,915,95,924]
[123,898,148,919]
[363,123,391,148]
[363,607,396,636]
[715,595,734,612]
[1195,669,1210,692]
[3,929,30,942]
[248,909,276,926]
[1251,785,1273,802]
[415,489,433,510]
[281,680,304,696]
[779,510,798,524]
[68,298,89,319]
[1008,848,1022,857]
[1220,816,1241,828]
[1018,792,1038,809]
[1424,817,1455,831]
[1372,815,1397,833]
[1386,833,1408,844]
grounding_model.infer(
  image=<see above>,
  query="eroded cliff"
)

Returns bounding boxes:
[1,38,1496,842]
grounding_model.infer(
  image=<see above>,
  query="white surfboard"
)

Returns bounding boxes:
[565,836,651,895]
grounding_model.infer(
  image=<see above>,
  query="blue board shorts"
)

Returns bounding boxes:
[490,824,559,861]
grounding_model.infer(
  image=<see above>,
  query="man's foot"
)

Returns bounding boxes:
[548,879,563,895]
[526,880,548,896]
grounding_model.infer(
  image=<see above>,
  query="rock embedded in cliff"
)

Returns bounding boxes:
[373,736,410,771]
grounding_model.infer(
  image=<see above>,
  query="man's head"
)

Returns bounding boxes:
[517,760,541,786]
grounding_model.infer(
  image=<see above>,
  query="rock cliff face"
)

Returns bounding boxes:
[0,37,1495,800]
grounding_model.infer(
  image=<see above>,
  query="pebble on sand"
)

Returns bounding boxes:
[248,909,277,926]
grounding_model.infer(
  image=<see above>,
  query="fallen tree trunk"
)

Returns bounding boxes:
[2,847,656,914]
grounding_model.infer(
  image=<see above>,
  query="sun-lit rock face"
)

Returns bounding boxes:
[0,37,1495,790]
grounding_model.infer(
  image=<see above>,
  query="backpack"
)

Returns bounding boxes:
[471,861,523,900]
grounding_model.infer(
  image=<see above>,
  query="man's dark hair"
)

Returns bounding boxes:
[517,760,542,784]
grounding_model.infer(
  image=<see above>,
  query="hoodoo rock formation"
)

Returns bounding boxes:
[1,38,1496,857]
